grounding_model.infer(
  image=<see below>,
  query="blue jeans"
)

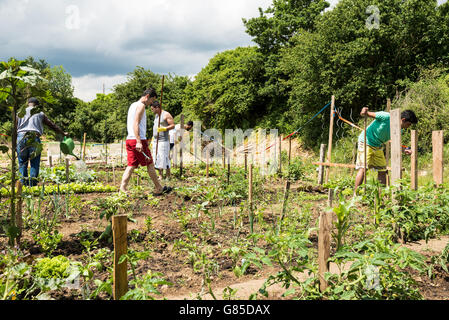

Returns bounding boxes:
[16,132,41,187]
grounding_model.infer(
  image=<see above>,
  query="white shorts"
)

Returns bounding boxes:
[152,140,171,170]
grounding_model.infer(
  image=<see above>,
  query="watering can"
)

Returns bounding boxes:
[60,136,80,160]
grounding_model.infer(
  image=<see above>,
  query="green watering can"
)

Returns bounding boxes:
[60,137,80,160]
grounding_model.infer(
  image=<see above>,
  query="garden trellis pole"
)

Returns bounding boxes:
[325,96,335,183]
[180,114,184,178]
[411,130,418,190]
[390,109,402,186]
[318,210,331,292]
[433,130,444,187]
[155,75,165,160]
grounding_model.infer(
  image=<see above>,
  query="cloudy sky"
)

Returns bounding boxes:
[0,0,445,102]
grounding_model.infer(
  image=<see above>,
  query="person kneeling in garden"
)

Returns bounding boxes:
[119,88,172,196]
[354,107,418,194]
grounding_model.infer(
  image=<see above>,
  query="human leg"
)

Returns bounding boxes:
[16,133,30,186]
[146,163,163,194]
[120,166,135,193]
[29,136,42,187]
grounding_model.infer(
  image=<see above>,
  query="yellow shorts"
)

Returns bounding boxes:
[355,142,387,171]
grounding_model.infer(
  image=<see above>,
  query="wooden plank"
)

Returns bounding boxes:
[113,215,128,300]
[411,130,418,190]
[325,96,336,183]
[288,137,292,166]
[317,144,326,185]
[390,109,402,186]
[318,211,331,293]
[433,130,444,187]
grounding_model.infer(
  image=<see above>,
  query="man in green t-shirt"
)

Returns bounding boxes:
[354,107,418,193]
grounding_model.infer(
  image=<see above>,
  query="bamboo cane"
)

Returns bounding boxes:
[155,75,165,160]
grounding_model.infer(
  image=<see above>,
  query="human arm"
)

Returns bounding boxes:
[43,114,68,136]
[157,112,175,132]
[133,103,145,152]
[360,107,377,119]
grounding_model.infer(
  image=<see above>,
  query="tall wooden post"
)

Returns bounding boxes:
[410,130,418,190]
[49,155,53,168]
[385,99,391,166]
[318,144,326,185]
[113,215,128,300]
[205,150,209,178]
[248,163,253,213]
[180,115,184,178]
[325,96,335,183]
[82,133,87,162]
[364,114,367,193]
[15,180,23,243]
[318,211,331,293]
[433,130,444,187]
[390,109,402,186]
[227,154,231,185]
[278,135,282,174]
[65,157,70,184]
[288,137,292,167]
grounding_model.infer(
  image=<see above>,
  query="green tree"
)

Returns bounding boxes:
[279,0,448,146]
[182,46,267,131]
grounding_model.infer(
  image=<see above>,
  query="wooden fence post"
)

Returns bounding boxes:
[15,180,23,243]
[390,109,402,186]
[325,96,335,183]
[318,144,326,185]
[279,135,282,174]
[433,130,444,187]
[411,130,418,190]
[82,133,87,162]
[113,215,128,300]
[65,157,70,184]
[180,115,184,178]
[318,211,331,293]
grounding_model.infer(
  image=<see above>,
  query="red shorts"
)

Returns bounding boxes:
[126,140,153,167]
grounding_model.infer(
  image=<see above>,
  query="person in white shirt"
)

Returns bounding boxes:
[119,88,172,196]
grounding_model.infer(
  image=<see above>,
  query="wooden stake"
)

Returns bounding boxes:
[227,154,231,185]
[318,144,326,185]
[82,133,87,162]
[248,163,253,212]
[364,114,367,193]
[206,150,210,178]
[112,215,128,300]
[433,130,444,187]
[278,135,282,174]
[65,157,70,184]
[390,109,402,186]
[318,211,331,293]
[15,180,23,242]
[411,130,418,190]
[385,99,391,167]
[280,180,291,223]
[155,75,165,160]
[288,137,292,166]
[325,96,335,183]
[180,115,184,178]
[49,155,53,168]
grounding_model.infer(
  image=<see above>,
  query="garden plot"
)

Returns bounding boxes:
[1,157,449,301]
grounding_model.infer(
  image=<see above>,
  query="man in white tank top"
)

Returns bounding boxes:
[119,88,172,196]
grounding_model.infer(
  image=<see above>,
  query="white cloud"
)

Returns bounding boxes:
[72,74,128,102]
[0,0,272,100]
